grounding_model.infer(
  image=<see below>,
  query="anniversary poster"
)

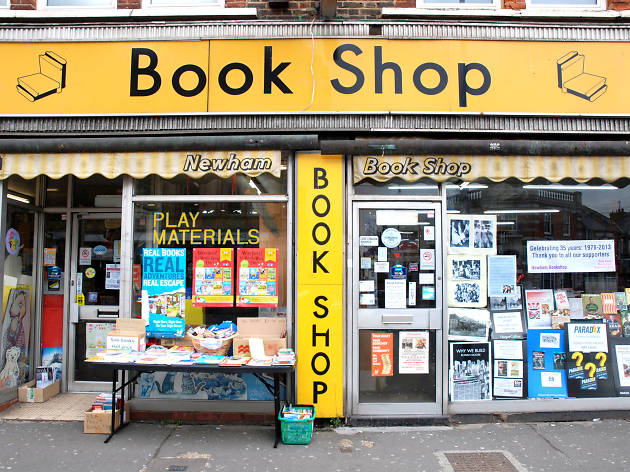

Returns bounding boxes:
[192,248,234,307]
[236,248,279,308]
[141,248,186,338]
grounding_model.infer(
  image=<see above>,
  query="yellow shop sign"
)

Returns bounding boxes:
[1,39,627,115]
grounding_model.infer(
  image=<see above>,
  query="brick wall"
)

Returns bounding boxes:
[610,0,630,9]
[118,0,142,8]
[503,0,526,9]
[11,0,36,10]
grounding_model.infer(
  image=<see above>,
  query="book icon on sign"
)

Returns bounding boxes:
[16,51,67,102]
[556,51,607,102]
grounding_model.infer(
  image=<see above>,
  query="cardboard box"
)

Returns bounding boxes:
[107,318,146,351]
[18,379,60,403]
[84,403,130,434]
[233,317,287,357]
[160,332,195,348]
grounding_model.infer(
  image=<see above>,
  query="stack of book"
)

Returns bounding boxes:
[92,393,122,411]
[273,349,296,365]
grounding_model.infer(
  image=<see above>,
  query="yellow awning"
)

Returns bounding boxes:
[0,150,282,180]
[353,155,630,184]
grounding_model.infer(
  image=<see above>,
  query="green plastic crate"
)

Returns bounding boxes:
[278,404,315,445]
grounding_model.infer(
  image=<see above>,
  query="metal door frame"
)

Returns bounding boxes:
[67,211,121,392]
[350,200,443,417]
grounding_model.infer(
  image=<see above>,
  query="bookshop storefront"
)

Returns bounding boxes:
[348,151,630,417]
[2,22,630,420]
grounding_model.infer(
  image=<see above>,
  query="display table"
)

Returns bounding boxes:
[88,360,295,447]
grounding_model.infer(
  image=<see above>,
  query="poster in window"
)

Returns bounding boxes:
[448,308,490,342]
[85,322,114,358]
[449,342,492,401]
[0,288,31,387]
[105,264,120,290]
[487,255,517,298]
[371,332,393,377]
[399,331,429,374]
[236,248,279,308]
[192,248,234,307]
[141,248,186,338]
[447,255,487,308]
[525,290,554,329]
[447,215,497,255]
[527,329,568,398]
[609,338,630,396]
[565,321,614,398]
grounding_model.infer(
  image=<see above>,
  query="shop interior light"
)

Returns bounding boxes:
[497,221,516,226]
[523,184,618,191]
[445,183,489,190]
[387,185,439,190]
[7,193,30,204]
[484,209,560,214]
[447,210,461,214]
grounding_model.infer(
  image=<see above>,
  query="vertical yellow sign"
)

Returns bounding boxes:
[296,153,344,418]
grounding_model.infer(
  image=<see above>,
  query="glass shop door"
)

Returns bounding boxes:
[351,202,443,416]
[68,213,121,392]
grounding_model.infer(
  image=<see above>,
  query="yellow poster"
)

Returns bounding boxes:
[296,153,344,418]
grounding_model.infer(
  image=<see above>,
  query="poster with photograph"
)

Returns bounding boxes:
[581,294,603,319]
[609,338,630,396]
[192,248,234,307]
[399,331,429,374]
[447,255,487,308]
[566,321,614,397]
[447,215,497,255]
[141,248,186,338]
[105,264,120,290]
[489,286,523,312]
[525,289,554,329]
[371,332,393,377]
[449,342,492,401]
[487,255,517,298]
[491,311,525,340]
[448,308,490,342]
[493,339,526,398]
[527,329,568,398]
[0,288,31,388]
[236,248,278,308]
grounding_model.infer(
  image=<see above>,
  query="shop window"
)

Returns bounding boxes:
[132,200,288,324]
[354,177,440,197]
[0,203,36,390]
[446,180,630,401]
[44,176,69,207]
[73,175,123,208]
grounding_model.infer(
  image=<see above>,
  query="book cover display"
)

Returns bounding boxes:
[526,329,568,398]
[141,248,186,338]
[236,248,279,308]
[192,248,234,307]
[566,321,614,397]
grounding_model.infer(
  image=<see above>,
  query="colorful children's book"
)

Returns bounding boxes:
[601,292,617,315]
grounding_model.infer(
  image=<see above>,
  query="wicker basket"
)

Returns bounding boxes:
[191,334,235,355]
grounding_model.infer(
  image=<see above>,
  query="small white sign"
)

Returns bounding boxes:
[408,282,416,306]
[385,279,407,309]
[360,257,372,269]
[378,246,388,262]
[374,261,389,273]
[541,371,562,388]
[360,293,375,305]
[540,332,561,349]
[79,247,92,266]
[420,249,435,270]
[423,226,435,241]
[418,272,434,285]
[360,236,379,246]
[381,228,402,248]
[359,280,375,292]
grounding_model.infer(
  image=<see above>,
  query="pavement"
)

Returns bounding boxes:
[1,417,629,472]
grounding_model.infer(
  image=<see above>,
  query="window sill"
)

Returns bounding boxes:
[382,7,618,19]
[0,7,257,19]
